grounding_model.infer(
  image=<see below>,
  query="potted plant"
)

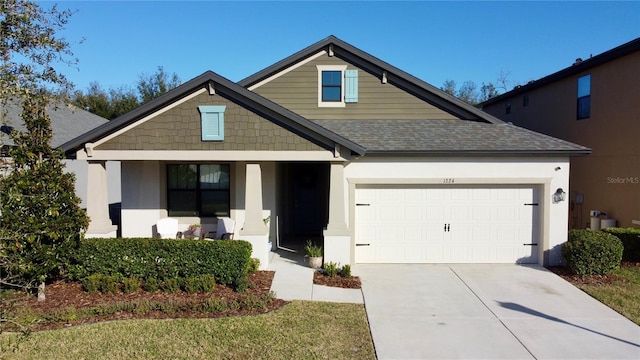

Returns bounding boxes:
[187,224,202,238]
[304,240,323,269]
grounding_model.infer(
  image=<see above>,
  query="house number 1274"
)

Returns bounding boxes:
[443,178,455,184]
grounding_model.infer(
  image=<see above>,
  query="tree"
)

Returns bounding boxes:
[71,67,181,119]
[480,82,499,102]
[441,80,457,97]
[0,96,88,301]
[0,0,85,303]
[137,66,181,104]
[72,82,138,120]
[457,81,478,104]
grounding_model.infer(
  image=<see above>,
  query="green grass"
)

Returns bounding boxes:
[0,301,376,359]
[571,264,640,325]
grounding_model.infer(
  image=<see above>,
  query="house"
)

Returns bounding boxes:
[481,37,640,230]
[61,36,589,269]
[1,100,121,222]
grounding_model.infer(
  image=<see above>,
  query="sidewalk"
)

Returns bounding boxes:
[267,250,363,304]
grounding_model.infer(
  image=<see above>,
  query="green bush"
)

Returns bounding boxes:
[82,274,102,293]
[601,227,640,262]
[562,230,623,275]
[122,277,141,294]
[246,258,260,274]
[339,264,352,278]
[162,278,181,293]
[143,278,159,292]
[323,262,339,277]
[182,277,200,294]
[198,274,216,292]
[68,238,252,290]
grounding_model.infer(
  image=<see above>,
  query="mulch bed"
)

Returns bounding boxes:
[313,272,362,289]
[5,269,363,332]
[547,261,639,286]
[6,271,287,332]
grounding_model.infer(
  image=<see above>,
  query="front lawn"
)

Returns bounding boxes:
[1,301,376,359]
[554,263,640,325]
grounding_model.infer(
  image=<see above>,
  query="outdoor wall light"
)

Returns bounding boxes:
[553,188,566,203]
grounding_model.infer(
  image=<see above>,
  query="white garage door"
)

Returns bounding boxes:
[355,185,540,264]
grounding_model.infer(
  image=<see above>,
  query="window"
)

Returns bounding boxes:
[316,65,358,107]
[577,74,591,119]
[506,103,511,115]
[322,71,342,102]
[523,96,529,107]
[167,164,230,217]
[198,105,226,141]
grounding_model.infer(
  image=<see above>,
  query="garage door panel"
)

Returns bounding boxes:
[356,185,540,264]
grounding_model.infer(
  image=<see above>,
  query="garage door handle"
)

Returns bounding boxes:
[356,243,370,246]
[523,243,538,246]
[356,203,370,206]
[524,203,539,206]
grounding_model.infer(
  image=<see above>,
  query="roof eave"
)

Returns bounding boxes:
[362,150,592,157]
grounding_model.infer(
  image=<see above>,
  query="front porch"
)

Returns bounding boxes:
[84,159,352,269]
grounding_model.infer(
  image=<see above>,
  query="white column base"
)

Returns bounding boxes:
[323,234,351,266]
[85,224,118,239]
[241,235,271,270]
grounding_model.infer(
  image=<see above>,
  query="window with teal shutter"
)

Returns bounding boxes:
[344,69,358,103]
[198,105,226,141]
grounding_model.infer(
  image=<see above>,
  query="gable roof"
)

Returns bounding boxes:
[2,100,108,148]
[238,35,505,124]
[60,70,366,157]
[481,37,640,107]
[313,119,590,156]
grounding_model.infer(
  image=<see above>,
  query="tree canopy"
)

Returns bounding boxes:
[72,66,182,120]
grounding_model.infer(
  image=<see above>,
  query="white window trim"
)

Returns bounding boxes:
[317,65,347,108]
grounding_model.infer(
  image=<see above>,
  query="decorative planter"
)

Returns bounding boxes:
[308,256,323,269]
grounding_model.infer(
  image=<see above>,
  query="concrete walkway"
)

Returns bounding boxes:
[355,264,640,360]
[267,250,363,304]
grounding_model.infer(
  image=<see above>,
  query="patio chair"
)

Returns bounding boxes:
[203,217,235,240]
[156,217,179,239]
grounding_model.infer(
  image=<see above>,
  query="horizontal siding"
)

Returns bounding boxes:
[253,53,459,120]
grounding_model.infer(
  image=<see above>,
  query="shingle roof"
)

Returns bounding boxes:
[2,100,109,148]
[313,119,591,155]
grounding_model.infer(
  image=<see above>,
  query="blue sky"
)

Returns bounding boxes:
[55,1,640,93]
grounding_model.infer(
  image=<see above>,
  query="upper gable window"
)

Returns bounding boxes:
[316,65,358,107]
[198,105,226,141]
[577,74,591,120]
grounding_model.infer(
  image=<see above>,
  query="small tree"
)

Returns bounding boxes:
[0,95,88,300]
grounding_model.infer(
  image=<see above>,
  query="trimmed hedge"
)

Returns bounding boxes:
[562,229,623,275]
[601,227,640,262]
[68,238,252,290]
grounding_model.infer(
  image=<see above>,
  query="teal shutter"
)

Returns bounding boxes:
[344,69,358,103]
[198,105,226,141]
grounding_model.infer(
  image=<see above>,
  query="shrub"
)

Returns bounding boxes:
[68,238,253,290]
[601,227,640,262]
[246,258,260,274]
[562,230,623,275]
[122,277,141,294]
[339,264,352,278]
[83,274,102,293]
[182,277,200,294]
[143,278,159,292]
[162,278,181,293]
[323,262,339,277]
[99,275,119,294]
[198,274,216,292]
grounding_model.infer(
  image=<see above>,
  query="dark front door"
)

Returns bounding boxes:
[280,163,329,245]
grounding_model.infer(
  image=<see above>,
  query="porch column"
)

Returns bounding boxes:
[324,162,351,265]
[85,161,117,238]
[240,163,269,269]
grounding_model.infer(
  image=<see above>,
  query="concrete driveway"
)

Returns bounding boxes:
[355,264,640,359]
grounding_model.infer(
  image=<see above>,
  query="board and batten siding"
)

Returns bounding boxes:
[96,90,325,152]
[252,53,459,120]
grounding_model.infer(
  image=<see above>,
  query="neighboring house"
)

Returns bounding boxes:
[1,100,121,224]
[481,37,640,230]
[61,36,589,269]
